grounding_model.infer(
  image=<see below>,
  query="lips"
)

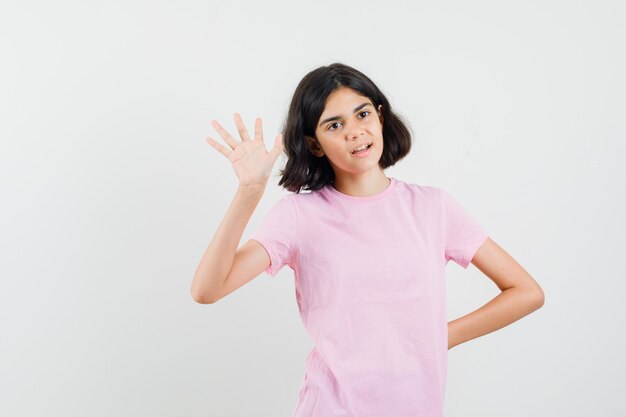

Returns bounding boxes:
[351,142,372,154]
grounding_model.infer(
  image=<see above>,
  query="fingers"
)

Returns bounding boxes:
[233,113,252,141]
[210,119,239,150]
[254,117,263,142]
[207,114,264,159]
[206,136,231,158]
[270,132,284,161]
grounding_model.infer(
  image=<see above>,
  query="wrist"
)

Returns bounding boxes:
[237,182,266,196]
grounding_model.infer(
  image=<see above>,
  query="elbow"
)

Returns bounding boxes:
[192,294,214,304]
[511,282,544,313]
[518,273,545,311]
[531,285,545,310]
[191,286,217,305]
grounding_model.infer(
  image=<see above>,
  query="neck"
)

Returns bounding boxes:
[332,171,390,197]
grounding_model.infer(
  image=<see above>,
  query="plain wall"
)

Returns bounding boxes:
[1,0,624,416]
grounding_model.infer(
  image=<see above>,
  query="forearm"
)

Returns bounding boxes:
[448,286,544,350]
[191,184,265,303]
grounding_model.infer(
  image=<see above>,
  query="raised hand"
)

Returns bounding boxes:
[206,113,284,188]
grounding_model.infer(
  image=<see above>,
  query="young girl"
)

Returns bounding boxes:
[192,63,545,417]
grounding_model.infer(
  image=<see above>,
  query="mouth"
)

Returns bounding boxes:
[351,142,373,155]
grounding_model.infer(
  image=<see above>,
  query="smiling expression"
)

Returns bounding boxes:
[306,87,385,178]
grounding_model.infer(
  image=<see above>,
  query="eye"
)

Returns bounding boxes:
[326,111,371,131]
[327,122,341,131]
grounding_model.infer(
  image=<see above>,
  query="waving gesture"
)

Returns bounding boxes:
[206,113,284,188]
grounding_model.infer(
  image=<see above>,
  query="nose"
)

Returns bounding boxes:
[344,119,364,140]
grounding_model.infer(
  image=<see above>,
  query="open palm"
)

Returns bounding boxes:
[206,113,284,187]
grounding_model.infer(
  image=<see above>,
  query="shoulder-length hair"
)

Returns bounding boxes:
[276,62,413,193]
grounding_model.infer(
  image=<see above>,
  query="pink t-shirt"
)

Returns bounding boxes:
[250,176,489,417]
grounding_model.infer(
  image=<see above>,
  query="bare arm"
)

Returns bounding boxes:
[447,237,545,350]
[191,112,283,304]
[190,184,265,303]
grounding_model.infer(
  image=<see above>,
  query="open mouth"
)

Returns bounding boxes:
[351,143,372,155]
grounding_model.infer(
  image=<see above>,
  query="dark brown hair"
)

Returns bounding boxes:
[277,62,413,193]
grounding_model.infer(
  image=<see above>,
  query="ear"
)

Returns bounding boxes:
[377,104,384,123]
[304,135,325,157]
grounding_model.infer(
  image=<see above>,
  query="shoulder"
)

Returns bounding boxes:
[257,192,299,222]
[268,190,319,218]
[280,187,326,209]
[394,178,444,203]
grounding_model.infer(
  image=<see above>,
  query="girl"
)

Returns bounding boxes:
[192,63,544,417]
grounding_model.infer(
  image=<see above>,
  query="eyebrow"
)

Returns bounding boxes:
[318,102,372,127]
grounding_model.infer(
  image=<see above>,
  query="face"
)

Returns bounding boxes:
[307,87,384,179]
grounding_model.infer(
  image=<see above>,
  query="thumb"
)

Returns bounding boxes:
[269,133,284,161]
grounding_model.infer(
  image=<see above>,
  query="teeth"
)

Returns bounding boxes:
[352,143,370,153]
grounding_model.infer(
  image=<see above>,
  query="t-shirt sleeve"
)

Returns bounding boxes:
[248,195,298,277]
[439,188,489,269]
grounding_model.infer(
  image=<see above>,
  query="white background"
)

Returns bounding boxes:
[1,0,624,416]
